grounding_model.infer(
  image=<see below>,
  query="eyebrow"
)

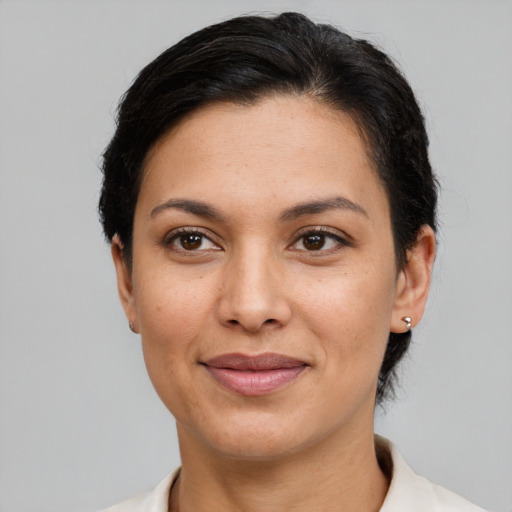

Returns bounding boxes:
[150,195,368,222]
[279,196,369,221]
[150,199,224,221]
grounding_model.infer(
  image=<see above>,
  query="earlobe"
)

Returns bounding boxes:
[390,225,436,333]
[111,235,138,332]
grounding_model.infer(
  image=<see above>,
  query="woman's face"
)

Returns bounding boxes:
[114,96,426,459]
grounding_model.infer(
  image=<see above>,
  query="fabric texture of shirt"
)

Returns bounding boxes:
[98,437,487,512]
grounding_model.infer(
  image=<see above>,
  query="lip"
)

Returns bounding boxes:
[202,352,308,396]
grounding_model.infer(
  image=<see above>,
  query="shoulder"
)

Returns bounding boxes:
[97,471,178,512]
[377,436,487,512]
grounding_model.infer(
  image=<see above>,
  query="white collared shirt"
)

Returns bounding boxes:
[99,437,486,511]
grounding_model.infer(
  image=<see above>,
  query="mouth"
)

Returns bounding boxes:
[201,353,308,397]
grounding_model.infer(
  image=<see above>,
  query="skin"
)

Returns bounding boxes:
[112,95,436,512]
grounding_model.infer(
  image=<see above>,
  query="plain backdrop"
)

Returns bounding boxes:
[1,1,511,511]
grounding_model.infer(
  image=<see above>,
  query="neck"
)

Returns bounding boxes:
[169,422,389,512]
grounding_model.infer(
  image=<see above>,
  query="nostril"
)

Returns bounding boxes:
[226,318,277,328]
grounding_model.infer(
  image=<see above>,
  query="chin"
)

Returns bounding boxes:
[178,405,350,463]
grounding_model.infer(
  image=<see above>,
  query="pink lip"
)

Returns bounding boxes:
[202,353,308,396]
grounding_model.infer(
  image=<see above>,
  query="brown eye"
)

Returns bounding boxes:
[302,234,326,250]
[166,229,220,253]
[179,233,204,250]
[290,229,349,253]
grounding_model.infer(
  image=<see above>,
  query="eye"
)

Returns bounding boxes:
[165,228,220,252]
[290,228,349,252]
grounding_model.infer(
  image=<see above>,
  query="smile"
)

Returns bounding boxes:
[202,353,308,396]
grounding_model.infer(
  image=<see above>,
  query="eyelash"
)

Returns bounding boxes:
[289,227,352,253]
[163,227,221,254]
[163,227,351,254]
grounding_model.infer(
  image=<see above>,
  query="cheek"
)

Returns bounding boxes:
[133,270,217,391]
[294,263,395,368]
[135,266,216,340]
[297,264,395,327]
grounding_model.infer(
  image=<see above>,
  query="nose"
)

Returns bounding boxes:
[217,244,292,333]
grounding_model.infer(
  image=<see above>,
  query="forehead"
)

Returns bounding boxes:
[146,96,370,161]
[138,95,389,222]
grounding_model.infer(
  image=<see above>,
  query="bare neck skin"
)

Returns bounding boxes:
[169,412,389,512]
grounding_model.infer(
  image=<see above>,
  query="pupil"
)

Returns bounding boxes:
[304,234,325,250]
[181,234,202,250]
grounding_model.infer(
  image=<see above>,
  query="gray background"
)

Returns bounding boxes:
[1,1,511,511]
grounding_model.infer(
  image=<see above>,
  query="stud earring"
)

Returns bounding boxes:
[129,321,137,333]
[402,316,412,330]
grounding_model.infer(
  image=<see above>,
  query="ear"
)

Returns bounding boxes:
[111,235,138,333]
[390,225,436,333]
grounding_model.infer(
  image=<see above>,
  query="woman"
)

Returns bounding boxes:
[98,12,485,512]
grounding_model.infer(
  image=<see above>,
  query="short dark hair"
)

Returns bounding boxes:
[99,12,438,403]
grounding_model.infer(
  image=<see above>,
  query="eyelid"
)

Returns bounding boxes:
[161,225,352,254]
[288,226,353,251]
[163,226,222,252]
